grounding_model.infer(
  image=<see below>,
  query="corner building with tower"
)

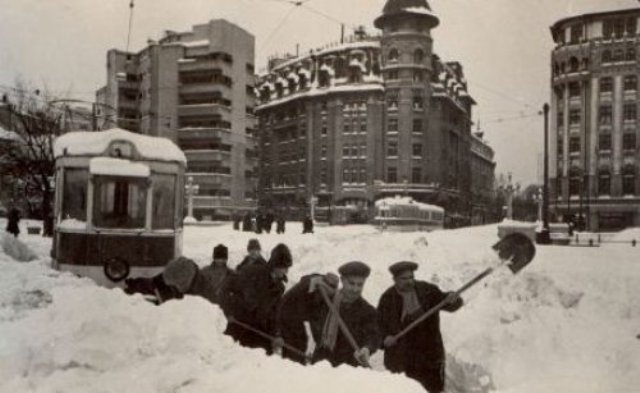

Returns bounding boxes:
[255,0,495,225]
[550,7,640,230]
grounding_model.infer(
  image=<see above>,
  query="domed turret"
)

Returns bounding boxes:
[374,0,439,29]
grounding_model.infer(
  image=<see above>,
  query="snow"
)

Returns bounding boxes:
[375,196,444,213]
[403,6,439,19]
[57,219,87,231]
[258,83,384,110]
[1,219,640,392]
[54,128,187,164]
[89,157,150,178]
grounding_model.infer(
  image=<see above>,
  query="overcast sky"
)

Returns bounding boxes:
[1,0,638,185]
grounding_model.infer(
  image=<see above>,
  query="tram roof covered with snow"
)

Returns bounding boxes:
[373,196,444,231]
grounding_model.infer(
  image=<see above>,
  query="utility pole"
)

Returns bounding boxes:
[539,103,551,244]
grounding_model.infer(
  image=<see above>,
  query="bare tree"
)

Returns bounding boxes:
[0,84,66,237]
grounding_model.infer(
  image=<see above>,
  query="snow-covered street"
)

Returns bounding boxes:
[1,220,639,393]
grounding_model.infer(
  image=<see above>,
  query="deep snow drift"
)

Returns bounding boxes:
[1,219,639,393]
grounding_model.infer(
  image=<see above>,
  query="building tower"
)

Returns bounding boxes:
[375,0,439,189]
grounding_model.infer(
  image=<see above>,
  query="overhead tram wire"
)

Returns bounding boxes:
[259,2,306,53]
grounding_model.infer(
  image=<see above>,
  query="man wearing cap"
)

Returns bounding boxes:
[196,244,234,305]
[220,243,293,352]
[273,272,340,364]
[309,261,381,367]
[377,261,463,393]
[236,239,267,272]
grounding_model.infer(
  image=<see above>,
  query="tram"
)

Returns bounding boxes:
[52,128,186,287]
[372,196,444,232]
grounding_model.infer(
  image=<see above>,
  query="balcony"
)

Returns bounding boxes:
[178,103,231,117]
[178,58,231,72]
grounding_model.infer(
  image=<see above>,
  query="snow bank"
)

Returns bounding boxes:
[1,233,38,262]
[2,221,640,392]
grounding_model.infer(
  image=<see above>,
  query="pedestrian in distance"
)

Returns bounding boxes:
[242,212,252,232]
[220,243,293,353]
[236,239,267,272]
[6,205,20,238]
[273,272,340,364]
[302,215,314,234]
[377,261,463,393]
[309,261,381,367]
[276,215,286,234]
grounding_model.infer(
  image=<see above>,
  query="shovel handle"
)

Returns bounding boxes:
[391,267,494,342]
[230,318,309,361]
[317,285,371,368]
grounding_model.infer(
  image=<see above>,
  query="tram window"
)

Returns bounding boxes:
[93,177,147,229]
[62,168,88,221]
[152,174,176,229]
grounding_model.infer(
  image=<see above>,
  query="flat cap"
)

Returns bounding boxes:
[338,261,371,278]
[389,261,419,277]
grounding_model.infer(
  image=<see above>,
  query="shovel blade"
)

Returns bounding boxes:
[492,232,536,274]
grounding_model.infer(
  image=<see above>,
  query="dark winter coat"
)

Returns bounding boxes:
[302,217,314,234]
[236,254,267,272]
[309,296,381,367]
[195,264,234,304]
[124,274,182,304]
[219,263,286,350]
[242,214,253,232]
[377,281,463,373]
[275,274,327,362]
[6,208,20,237]
[276,218,286,234]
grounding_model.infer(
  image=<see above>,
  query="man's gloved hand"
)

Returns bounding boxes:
[383,335,397,348]
[353,347,370,364]
[272,337,285,355]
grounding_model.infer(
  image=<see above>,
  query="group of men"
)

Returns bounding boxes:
[125,240,462,393]
[235,212,286,234]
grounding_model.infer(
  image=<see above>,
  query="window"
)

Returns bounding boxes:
[414,49,424,63]
[387,167,397,183]
[321,125,328,136]
[557,111,564,127]
[623,133,637,150]
[602,50,612,64]
[342,168,350,183]
[321,144,327,158]
[413,70,424,82]
[343,144,351,157]
[557,140,564,156]
[360,123,367,133]
[627,47,637,61]
[387,95,398,109]
[62,168,88,222]
[320,168,328,184]
[93,177,147,229]
[388,48,399,62]
[388,118,398,132]
[623,166,636,195]
[570,25,582,43]
[412,143,423,157]
[343,124,350,134]
[598,171,611,195]
[413,118,423,133]
[569,82,581,97]
[624,103,637,121]
[569,137,581,153]
[387,140,398,157]
[614,19,625,38]
[600,77,613,93]
[614,49,624,62]
[599,106,612,125]
[603,20,613,38]
[569,57,579,72]
[599,133,612,150]
[413,96,424,109]
[624,75,637,91]
[569,109,581,125]
[152,174,176,229]
[411,167,422,183]
[388,70,399,80]
[627,17,637,35]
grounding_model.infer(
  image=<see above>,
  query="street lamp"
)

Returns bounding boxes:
[533,187,543,222]
[500,173,520,220]
[539,103,551,244]
[185,176,199,220]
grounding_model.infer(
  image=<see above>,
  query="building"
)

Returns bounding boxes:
[550,7,640,230]
[255,0,494,224]
[97,19,258,220]
[470,129,496,224]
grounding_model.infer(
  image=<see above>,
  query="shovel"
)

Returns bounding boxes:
[390,232,536,342]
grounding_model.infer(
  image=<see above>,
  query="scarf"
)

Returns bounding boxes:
[321,289,343,351]
[400,289,422,322]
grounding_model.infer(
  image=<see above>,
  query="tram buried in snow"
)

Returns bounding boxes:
[372,196,445,232]
[52,128,186,287]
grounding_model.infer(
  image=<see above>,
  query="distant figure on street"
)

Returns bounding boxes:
[276,216,286,234]
[232,214,241,231]
[242,213,252,232]
[220,243,293,352]
[274,272,339,364]
[309,261,381,368]
[255,213,264,234]
[302,215,314,234]
[265,212,275,234]
[377,261,463,393]
[236,239,267,272]
[6,206,20,238]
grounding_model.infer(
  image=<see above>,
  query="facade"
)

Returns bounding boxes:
[255,0,494,224]
[470,130,496,224]
[550,7,640,230]
[97,19,258,219]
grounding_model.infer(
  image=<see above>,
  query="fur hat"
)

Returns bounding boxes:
[247,239,261,251]
[213,244,228,260]
[268,243,292,268]
[162,257,198,294]
[389,261,419,278]
[338,261,371,278]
